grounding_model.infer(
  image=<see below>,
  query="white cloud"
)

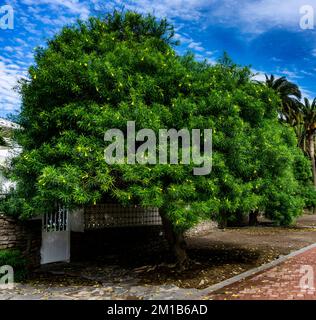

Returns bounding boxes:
[275,67,302,81]
[93,0,316,35]
[300,87,315,101]
[188,41,204,51]
[21,0,90,19]
[174,33,191,44]
[208,0,316,35]
[94,0,210,21]
[12,0,316,38]
[3,46,14,52]
[252,67,301,82]
[0,57,27,114]
[251,68,270,82]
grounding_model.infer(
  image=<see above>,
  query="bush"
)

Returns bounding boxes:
[301,185,316,210]
[0,249,27,282]
[293,153,316,211]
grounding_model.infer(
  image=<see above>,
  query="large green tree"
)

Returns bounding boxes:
[3,11,314,265]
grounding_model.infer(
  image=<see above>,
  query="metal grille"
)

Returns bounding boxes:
[43,205,69,232]
[84,204,162,229]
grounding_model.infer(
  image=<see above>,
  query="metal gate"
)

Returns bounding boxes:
[41,206,70,264]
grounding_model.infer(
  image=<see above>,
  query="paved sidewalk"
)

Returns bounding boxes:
[0,281,202,300]
[205,245,316,300]
[3,242,316,300]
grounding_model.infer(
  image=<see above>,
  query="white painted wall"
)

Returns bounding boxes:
[0,146,19,194]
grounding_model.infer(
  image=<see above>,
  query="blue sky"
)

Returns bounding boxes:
[1,0,316,118]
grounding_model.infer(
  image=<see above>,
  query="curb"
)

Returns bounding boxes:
[196,242,316,298]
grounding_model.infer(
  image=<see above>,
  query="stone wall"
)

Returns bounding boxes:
[0,214,42,268]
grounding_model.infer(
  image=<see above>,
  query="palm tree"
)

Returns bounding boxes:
[263,75,316,187]
[298,98,316,187]
[264,74,302,124]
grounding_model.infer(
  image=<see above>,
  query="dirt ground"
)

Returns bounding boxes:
[29,213,316,290]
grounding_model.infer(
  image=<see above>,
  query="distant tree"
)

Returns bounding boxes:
[264,74,301,124]
[296,98,316,187]
[262,73,316,207]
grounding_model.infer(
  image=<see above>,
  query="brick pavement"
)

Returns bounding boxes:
[206,246,316,300]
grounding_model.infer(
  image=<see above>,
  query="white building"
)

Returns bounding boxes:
[0,118,21,195]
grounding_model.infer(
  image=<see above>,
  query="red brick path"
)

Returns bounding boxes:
[206,247,316,300]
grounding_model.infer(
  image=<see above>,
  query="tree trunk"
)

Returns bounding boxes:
[218,211,228,229]
[160,211,188,268]
[218,219,227,229]
[249,210,259,226]
[308,134,316,188]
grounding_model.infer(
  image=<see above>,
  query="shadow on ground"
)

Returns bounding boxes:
[28,213,316,289]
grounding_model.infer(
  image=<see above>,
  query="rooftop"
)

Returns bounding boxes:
[0,118,20,130]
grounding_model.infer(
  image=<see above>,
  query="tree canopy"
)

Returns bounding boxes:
[2,11,315,262]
